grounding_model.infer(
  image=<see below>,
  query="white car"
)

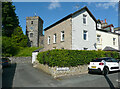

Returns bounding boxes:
[88,57,120,75]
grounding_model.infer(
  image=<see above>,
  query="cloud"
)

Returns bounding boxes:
[48,0,61,10]
[96,2,118,11]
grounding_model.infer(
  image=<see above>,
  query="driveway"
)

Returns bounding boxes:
[1,63,120,88]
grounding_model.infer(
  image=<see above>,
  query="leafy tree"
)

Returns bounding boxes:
[2,2,19,37]
[2,36,18,57]
[2,2,28,57]
[11,27,28,47]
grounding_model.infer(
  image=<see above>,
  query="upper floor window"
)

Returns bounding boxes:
[48,36,50,44]
[83,14,87,24]
[53,34,57,43]
[30,33,33,37]
[113,38,116,45]
[61,31,64,41]
[97,23,101,29]
[97,35,101,44]
[83,30,88,40]
[31,21,33,24]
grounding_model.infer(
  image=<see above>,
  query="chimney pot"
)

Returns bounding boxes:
[105,19,106,23]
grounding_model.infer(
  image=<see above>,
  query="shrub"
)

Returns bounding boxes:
[37,49,120,67]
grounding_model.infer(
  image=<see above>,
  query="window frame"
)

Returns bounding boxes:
[113,38,116,45]
[31,21,33,24]
[61,31,65,42]
[83,30,88,41]
[30,33,33,37]
[53,33,57,43]
[48,36,50,44]
[97,35,101,44]
[83,14,87,25]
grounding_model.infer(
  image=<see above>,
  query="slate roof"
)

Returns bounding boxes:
[44,6,97,31]
[33,48,43,52]
[103,46,120,52]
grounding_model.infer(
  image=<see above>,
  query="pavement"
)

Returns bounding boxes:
[1,63,120,88]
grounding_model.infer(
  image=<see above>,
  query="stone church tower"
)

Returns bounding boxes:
[26,16,44,47]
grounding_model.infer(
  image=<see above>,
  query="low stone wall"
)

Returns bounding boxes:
[8,57,32,63]
[33,60,88,78]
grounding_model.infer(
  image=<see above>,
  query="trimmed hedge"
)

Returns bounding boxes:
[37,49,120,67]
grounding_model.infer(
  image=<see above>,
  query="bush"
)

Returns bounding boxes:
[37,49,120,67]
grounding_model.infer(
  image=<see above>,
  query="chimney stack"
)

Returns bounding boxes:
[105,19,107,23]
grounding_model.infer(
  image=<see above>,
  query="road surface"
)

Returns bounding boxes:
[1,63,120,88]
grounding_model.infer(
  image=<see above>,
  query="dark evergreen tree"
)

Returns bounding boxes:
[11,27,28,47]
[2,2,19,37]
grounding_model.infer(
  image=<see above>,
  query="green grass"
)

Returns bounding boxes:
[14,47,42,57]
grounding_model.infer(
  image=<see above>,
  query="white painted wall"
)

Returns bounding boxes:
[72,9,96,50]
[32,52,39,63]
[96,30,119,50]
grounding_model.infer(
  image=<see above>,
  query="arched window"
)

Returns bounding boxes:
[30,41,33,47]
[30,33,33,37]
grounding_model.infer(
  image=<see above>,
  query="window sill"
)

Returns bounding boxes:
[53,43,56,44]
[83,40,88,41]
[61,40,64,42]
[83,24,87,26]
[97,43,102,45]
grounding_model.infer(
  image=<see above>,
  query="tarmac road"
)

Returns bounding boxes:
[1,63,120,88]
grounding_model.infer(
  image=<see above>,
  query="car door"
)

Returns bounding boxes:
[110,58,119,71]
[106,58,119,71]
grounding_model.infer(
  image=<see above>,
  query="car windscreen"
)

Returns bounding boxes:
[2,58,9,62]
[91,59,103,62]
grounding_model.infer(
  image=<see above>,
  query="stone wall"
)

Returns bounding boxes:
[44,17,72,51]
[8,57,32,63]
[33,60,88,78]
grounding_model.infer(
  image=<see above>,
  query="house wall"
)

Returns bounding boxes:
[72,9,97,50]
[44,18,72,51]
[96,30,119,50]
[119,35,120,50]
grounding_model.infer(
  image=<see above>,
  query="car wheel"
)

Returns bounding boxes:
[102,67,109,75]
[88,70,92,74]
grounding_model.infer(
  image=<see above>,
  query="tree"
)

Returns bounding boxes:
[2,36,18,57]
[2,2,19,37]
[11,27,28,47]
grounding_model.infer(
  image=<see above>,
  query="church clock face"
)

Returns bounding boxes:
[30,27,33,30]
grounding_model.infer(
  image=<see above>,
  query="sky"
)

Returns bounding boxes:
[13,2,119,34]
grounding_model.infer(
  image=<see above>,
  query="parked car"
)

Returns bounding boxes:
[88,57,120,75]
[0,58,11,68]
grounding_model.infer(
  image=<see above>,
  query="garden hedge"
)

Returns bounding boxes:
[37,49,120,67]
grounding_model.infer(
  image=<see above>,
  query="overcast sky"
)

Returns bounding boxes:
[13,2,119,34]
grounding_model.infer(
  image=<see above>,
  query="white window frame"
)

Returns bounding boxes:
[83,14,87,25]
[53,34,56,43]
[97,35,101,44]
[113,38,116,45]
[48,36,50,44]
[61,31,64,41]
[83,30,88,41]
